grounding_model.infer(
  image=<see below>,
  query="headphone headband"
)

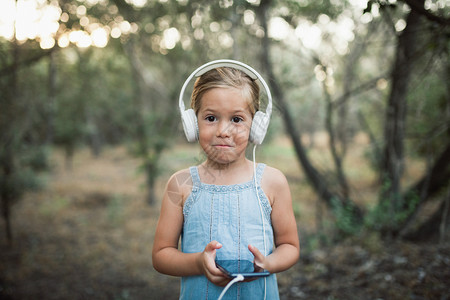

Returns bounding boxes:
[178,59,272,115]
[178,59,273,144]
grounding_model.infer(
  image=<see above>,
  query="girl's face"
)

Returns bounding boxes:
[197,87,253,166]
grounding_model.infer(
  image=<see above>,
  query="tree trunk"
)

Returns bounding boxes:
[397,142,450,237]
[380,0,424,233]
[124,38,168,206]
[45,50,56,144]
[357,111,382,165]
[145,159,159,205]
[86,111,103,158]
[257,0,364,224]
[322,68,350,200]
[402,191,450,242]
[124,40,153,204]
[1,8,20,244]
[256,0,332,201]
[1,157,14,245]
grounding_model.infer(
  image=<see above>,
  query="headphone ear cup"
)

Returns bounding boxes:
[250,111,270,145]
[181,109,199,142]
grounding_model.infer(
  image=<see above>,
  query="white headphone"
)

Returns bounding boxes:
[178,59,273,145]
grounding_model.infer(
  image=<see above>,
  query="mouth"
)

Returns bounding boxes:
[213,144,233,148]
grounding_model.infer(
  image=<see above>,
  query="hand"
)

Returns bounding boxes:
[199,241,230,287]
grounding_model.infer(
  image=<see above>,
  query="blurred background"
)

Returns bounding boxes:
[0,0,449,299]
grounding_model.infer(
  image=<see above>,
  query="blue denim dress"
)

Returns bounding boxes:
[180,164,279,300]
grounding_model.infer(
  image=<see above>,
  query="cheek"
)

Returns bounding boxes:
[198,122,214,137]
[234,124,251,142]
[198,131,211,148]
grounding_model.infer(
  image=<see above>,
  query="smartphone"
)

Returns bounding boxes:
[215,260,270,279]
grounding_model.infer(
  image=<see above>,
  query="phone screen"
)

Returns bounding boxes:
[215,260,270,279]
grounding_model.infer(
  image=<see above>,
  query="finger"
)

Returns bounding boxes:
[210,275,231,287]
[248,244,265,270]
[203,241,222,266]
[205,241,222,253]
[205,267,230,287]
[248,244,264,260]
[206,261,224,277]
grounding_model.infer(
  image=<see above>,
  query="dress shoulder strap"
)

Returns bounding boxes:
[189,166,201,187]
[255,163,266,185]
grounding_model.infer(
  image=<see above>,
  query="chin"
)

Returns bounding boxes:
[209,155,236,165]
[205,152,238,165]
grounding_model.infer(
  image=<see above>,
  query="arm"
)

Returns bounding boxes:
[249,167,300,273]
[152,170,230,286]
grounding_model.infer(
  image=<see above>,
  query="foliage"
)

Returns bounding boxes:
[0,0,448,241]
[406,53,449,157]
[330,197,363,237]
[366,187,421,232]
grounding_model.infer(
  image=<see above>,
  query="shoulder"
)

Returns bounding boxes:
[261,165,290,205]
[165,168,193,206]
[262,165,289,188]
[167,168,192,188]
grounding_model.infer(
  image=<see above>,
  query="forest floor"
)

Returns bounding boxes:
[1,141,449,300]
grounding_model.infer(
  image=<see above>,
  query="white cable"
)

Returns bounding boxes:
[252,144,267,300]
[217,274,245,300]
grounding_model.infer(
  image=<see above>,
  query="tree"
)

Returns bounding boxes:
[375,0,449,236]
[379,0,426,235]
[0,33,50,244]
[257,0,364,236]
[255,0,449,238]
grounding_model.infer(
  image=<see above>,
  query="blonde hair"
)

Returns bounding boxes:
[191,67,260,116]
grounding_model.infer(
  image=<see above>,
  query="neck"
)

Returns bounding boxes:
[200,158,253,185]
[203,154,248,171]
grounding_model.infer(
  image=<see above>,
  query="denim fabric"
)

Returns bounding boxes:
[180,164,279,300]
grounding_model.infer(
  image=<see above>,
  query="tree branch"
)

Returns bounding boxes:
[402,0,450,25]
[0,48,55,78]
[332,74,388,109]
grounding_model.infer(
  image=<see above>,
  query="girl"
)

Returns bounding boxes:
[152,60,300,299]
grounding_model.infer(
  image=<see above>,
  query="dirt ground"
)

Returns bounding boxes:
[1,146,449,299]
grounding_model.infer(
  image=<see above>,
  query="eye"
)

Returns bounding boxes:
[205,115,217,122]
[231,116,243,123]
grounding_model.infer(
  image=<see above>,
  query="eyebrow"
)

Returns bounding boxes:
[201,108,251,115]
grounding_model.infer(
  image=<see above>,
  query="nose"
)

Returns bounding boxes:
[216,120,231,138]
